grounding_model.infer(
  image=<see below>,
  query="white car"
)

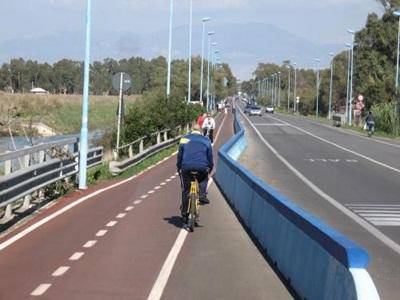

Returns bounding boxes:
[249,106,262,116]
[266,106,274,114]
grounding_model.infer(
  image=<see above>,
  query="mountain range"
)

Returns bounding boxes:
[0,22,344,80]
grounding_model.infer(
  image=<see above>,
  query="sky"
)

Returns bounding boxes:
[0,0,383,78]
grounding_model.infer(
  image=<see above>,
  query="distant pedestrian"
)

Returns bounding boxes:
[202,112,216,143]
[197,113,206,128]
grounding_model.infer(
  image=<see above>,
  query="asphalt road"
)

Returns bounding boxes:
[238,103,400,300]
[0,112,291,300]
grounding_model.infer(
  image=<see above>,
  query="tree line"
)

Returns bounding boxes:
[0,56,236,101]
[242,1,400,133]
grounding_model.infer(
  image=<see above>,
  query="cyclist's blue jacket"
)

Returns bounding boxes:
[177,130,213,172]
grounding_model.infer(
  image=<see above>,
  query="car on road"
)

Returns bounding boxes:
[244,103,252,114]
[249,105,262,116]
[266,106,274,114]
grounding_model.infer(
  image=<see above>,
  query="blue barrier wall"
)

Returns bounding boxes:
[215,110,379,300]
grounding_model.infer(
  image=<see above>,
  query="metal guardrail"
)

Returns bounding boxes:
[0,137,103,224]
[109,124,190,175]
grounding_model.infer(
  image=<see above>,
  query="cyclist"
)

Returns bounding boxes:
[365,111,375,137]
[202,112,216,143]
[177,123,214,223]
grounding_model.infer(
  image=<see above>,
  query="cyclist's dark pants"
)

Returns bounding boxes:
[203,128,214,143]
[179,169,209,216]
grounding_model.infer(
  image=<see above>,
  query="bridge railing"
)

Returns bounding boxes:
[215,104,379,300]
[0,137,103,224]
[109,124,191,175]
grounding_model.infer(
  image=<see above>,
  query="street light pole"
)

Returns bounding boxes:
[200,17,210,104]
[287,66,291,111]
[206,32,215,111]
[314,58,321,118]
[394,11,400,115]
[78,0,92,189]
[328,52,335,119]
[278,72,281,107]
[187,0,193,103]
[167,0,174,97]
[348,29,355,126]
[293,63,298,112]
[345,43,352,124]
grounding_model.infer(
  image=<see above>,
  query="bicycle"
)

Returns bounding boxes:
[187,171,200,232]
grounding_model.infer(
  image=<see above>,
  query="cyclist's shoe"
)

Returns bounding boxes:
[199,196,210,204]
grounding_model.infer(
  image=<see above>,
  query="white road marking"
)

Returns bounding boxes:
[267,114,400,175]
[52,266,70,277]
[348,204,400,207]
[134,200,142,205]
[31,284,51,296]
[213,114,227,143]
[147,178,214,300]
[69,252,85,261]
[141,194,149,199]
[170,175,176,179]
[166,178,171,182]
[347,204,400,227]
[116,213,126,219]
[83,240,97,248]
[240,108,400,255]
[125,206,134,211]
[107,221,118,227]
[0,150,180,252]
[160,182,166,186]
[154,186,161,190]
[254,123,290,126]
[148,190,155,194]
[174,172,178,176]
[96,230,107,237]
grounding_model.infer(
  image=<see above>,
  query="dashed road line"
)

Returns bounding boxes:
[148,190,155,194]
[141,195,149,199]
[69,252,85,261]
[134,200,142,205]
[160,182,166,186]
[166,178,171,182]
[96,230,107,237]
[31,283,52,296]
[116,213,126,219]
[154,186,161,190]
[83,240,97,248]
[170,175,176,179]
[52,266,70,277]
[125,206,134,211]
[106,221,118,227]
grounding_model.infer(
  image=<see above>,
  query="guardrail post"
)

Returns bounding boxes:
[16,194,32,213]
[0,204,14,224]
[23,146,31,169]
[129,145,133,158]
[39,150,45,163]
[164,131,168,142]
[157,132,161,144]
[5,154,12,175]
[139,139,144,153]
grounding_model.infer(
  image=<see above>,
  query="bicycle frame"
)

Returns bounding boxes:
[187,174,200,232]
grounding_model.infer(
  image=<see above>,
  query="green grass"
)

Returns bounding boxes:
[87,144,178,185]
[0,92,139,134]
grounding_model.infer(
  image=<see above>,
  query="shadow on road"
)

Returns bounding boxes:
[164,216,185,229]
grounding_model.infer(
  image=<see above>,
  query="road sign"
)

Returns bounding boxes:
[112,72,132,92]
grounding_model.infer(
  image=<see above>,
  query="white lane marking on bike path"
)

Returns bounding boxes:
[147,179,214,300]
[106,221,118,227]
[96,230,107,237]
[31,283,52,296]
[83,240,97,248]
[0,151,180,253]
[266,113,400,175]
[134,200,142,205]
[69,252,85,261]
[147,114,227,300]
[116,213,126,219]
[52,266,70,277]
[241,109,400,255]
[125,206,134,211]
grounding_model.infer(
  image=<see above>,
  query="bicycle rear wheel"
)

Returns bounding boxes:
[188,193,197,232]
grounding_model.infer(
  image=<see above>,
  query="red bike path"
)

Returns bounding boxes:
[0,112,291,299]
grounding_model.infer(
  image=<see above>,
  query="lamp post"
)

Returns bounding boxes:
[348,29,355,126]
[166,0,174,97]
[199,17,210,104]
[314,58,321,118]
[278,71,281,107]
[187,0,193,103]
[328,52,335,119]
[345,43,352,124]
[394,11,400,114]
[206,32,215,111]
[78,0,92,189]
[287,65,291,111]
[293,63,298,112]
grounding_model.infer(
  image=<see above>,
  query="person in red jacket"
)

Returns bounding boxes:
[197,113,206,127]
